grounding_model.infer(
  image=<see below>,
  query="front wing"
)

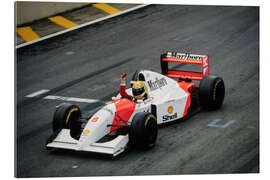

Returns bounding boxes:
[46,129,129,156]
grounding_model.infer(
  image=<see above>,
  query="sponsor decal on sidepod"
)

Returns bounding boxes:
[147,77,167,91]
[162,113,178,122]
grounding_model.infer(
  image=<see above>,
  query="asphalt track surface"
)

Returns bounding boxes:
[16,5,259,177]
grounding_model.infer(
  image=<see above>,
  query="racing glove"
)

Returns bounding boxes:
[120,73,127,86]
[120,73,133,99]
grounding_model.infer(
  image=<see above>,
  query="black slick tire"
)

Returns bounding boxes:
[52,103,82,140]
[199,76,225,110]
[129,112,158,149]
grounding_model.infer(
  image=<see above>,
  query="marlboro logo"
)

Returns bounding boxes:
[147,77,167,91]
[166,52,205,61]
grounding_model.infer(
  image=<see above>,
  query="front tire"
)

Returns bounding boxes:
[199,76,225,110]
[129,112,158,149]
[52,103,82,140]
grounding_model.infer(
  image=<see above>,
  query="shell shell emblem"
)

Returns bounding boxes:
[83,129,90,135]
[168,106,174,114]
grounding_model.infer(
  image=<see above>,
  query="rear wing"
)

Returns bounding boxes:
[161,52,209,80]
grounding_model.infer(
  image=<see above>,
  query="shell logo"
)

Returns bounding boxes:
[83,129,90,135]
[91,116,99,122]
[168,106,174,114]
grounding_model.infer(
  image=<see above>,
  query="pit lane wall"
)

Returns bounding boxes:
[16,1,89,26]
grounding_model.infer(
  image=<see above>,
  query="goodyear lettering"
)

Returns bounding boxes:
[166,52,203,61]
[162,113,177,122]
[213,79,222,101]
[147,77,167,91]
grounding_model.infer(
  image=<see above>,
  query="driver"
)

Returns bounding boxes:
[120,73,148,101]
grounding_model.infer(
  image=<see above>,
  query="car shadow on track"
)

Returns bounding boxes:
[46,144,149,161]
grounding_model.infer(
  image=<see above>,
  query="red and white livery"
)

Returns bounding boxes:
[46,52,225,156]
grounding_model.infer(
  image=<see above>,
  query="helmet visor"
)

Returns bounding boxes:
[132,87,144,96]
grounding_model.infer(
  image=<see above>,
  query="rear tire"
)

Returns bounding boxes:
[52,103,82,140]
[129,112,158,149]
[199,76,225,110]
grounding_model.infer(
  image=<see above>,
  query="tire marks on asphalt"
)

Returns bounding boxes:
[18,57,135,107]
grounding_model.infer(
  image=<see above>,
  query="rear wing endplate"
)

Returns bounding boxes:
[161,52,209,80]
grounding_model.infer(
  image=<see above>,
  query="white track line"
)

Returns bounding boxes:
[16,4,150,49]
[44,95,101,103]
[25,89,50,98]
[25,90,108,104]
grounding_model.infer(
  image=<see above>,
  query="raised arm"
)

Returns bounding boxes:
[120,73,133,99]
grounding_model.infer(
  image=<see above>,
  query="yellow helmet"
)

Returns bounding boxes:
[132,81,148,100]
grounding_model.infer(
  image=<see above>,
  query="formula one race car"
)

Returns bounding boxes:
[46,52,225,156]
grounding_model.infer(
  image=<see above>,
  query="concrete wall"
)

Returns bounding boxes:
[16,1,89,26]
